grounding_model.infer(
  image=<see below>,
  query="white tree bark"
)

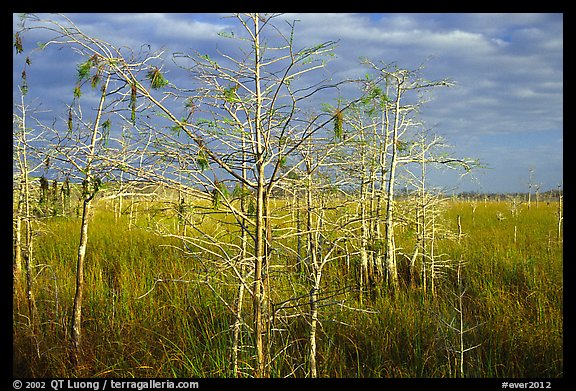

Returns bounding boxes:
[70,74,111,368]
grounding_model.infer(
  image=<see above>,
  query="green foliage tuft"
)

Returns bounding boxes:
[130,81,137,124]
[20,70,28,96]
[91,74,101,89]
[146,67,169,89]
[360,85,389,111]
[73,84,82,99]
[197,149,209,171]
[200,53,218,68]
[232,183,250,200]
[14,32,23,54]
[222,84,240,103]
[211,182,229,209]
[101,119,111,146]
[170,120,186,137]
[333,108,344,140]
[77,60,93,82]
[67,107,73,131]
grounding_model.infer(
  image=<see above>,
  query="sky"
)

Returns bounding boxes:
[13,13,563,194]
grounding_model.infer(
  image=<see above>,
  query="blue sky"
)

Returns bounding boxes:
[13,13,563,194]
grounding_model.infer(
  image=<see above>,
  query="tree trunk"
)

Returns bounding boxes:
[254,173,266,377]
[24,185,38,331]
[232,258,246,377]
[308,233,339,378]
[420,138,428,295]
[295,190,303,274]
[358,127,370,295]
[14,178,24,297]
[252,14,268,378]
[69,74,110,370]
[557,187,563,243]
[383,81,402,290]
[21,105,38,330]
[232,128,250,377]
[309,272,320,378]
[70,197,91,366]
[15,94,38,329]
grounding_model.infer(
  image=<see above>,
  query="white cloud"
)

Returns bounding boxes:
[13,12,562,193]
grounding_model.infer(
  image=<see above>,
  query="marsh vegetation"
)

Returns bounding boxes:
[13,13,562,379]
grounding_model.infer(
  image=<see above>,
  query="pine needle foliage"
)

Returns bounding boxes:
[20,69,28,96]
[333,108,344,140]
[197,149,209,172]
[146,67,169,89]
[14,32,24,54]
[223,84,241,103]
[67,107,73,131]
[130,80,137,124]
[211,182,229,209]
[77,61,92,82]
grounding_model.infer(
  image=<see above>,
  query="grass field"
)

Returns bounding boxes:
[12,197,563,378]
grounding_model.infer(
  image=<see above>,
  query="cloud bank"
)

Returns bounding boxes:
[13,13,563,193]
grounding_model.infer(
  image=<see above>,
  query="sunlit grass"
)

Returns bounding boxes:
[13,198,563,378]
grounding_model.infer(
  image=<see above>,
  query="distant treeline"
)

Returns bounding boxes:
[452,189,562,202]
[14,176,563,206]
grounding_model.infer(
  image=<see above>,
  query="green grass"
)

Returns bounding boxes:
[13,198,563,378]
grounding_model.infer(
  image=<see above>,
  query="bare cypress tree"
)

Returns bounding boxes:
[17,14,167,369]
[400,130,475,295]
[69,73,111,368]
[437,260,485,377]
[557,183,563,243]
[360,61,477,292]
[13,87,41,329]
[129,14,352,376]
[337,82,391,295]
[231,117,251,377]
[296,133,350,377]
[91,12,346,376]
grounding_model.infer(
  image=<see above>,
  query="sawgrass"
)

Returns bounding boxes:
[13,198,562,378]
